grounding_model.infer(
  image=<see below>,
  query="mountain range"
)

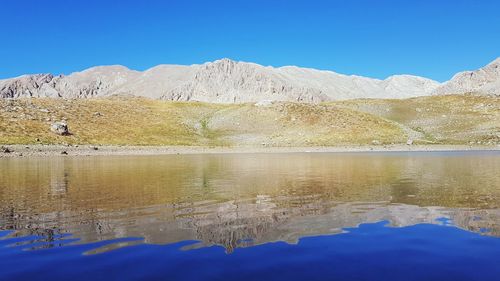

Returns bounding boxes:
[1,58,499,102]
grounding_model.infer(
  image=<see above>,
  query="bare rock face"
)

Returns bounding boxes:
[2,58,499,102]
[0,74,57,98]
[50,122,70,136]
[52,65,140,98]
[433,57,500,97]
[0,66,140,99]
[157,58,441,102]
[160,59,330,103]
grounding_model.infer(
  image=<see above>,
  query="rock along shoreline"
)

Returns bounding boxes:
[0,144,499,158]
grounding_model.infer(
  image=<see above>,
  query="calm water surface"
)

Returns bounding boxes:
[0,151,499,280]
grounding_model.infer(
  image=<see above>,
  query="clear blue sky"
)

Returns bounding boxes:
[1,0,499,81]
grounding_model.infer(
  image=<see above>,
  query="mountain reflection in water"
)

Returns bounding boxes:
[0,152,499,253]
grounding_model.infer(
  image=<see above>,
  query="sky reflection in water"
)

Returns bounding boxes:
[0,152,499,280]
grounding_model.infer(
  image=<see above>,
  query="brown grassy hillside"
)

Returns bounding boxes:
[336,94,500,145]
[0,94,498,146]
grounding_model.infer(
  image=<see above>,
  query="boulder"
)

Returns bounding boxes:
[51,122,70,136]
[1,146,12,153]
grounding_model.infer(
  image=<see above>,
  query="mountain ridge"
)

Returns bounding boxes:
[1,58,498,102]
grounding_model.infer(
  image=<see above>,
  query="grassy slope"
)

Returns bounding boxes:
[0,94,498,146]
[335,94,500,145]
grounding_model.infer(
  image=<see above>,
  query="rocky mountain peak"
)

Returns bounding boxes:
[432,57,500,96]
[201,58,243,76]
[1,58,498,101]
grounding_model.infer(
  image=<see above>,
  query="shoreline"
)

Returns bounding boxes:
[1,144,499,158]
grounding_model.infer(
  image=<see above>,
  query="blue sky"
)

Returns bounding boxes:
[1,0,499,81]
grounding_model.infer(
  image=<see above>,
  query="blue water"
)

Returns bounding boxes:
[0,152,499,280]
[0,221,499,281]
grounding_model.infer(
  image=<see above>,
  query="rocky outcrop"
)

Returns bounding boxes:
[0,74,58,98]
[433,58,500,97]
[0,65,139,99]
[159,59,331,103]
[1,146,12,153]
